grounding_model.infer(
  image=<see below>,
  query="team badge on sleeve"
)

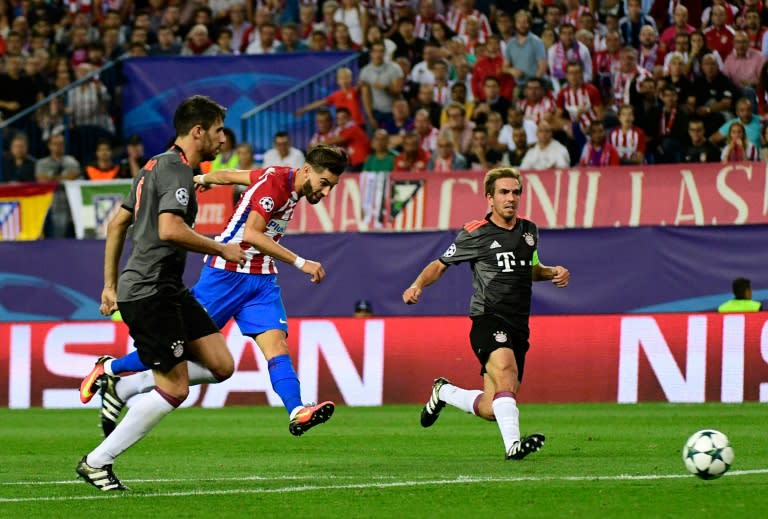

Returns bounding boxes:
[442,243,457,257]
[493,331,508,343]
[259,196,275,212]
[523,233,535,247]
[175,188,189,206]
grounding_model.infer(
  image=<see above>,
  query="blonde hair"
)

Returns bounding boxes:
[484,167,522,196]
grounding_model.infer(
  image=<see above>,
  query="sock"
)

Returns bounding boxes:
[103,359,115,376]
[438,384,483,415]
[114,371,155,402]
[111,351,149,375]
[187,362,221,385]
[268,354,303,415]
[87,388,181,467]
[491,391,520,453]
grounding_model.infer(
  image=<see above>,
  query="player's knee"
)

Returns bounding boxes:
[212,359,235,382]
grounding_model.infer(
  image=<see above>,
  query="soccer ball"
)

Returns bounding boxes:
[682,429,735,480]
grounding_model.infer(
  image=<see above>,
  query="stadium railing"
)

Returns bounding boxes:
[240,53,359,156]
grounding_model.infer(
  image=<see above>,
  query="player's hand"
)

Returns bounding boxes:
[301,259,325,283]
[100,287,118,316]
[551,266,570,288]
[193,174,212,191]
[222,243,246,266]
[403,285,422,304]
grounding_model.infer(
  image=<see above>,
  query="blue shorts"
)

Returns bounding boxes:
[191,265,288,336]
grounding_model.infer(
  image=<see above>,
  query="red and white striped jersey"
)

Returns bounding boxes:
[609,126,647,160]
[556,83,602,132]
[446,8,492,40]
[208,167,299,275]
[518,96,557,125]
[362,0,402,31]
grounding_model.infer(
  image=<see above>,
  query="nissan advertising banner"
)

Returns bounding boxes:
[2,312,767,408]
[291,162,768,232]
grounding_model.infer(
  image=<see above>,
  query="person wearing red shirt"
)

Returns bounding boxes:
[471,34,514,101]
[703,5,736,57]
[393,132,430,172]
[325,107,371,171]
[609,105,646,165]
[579,120,621,167]
[295,67,365,126]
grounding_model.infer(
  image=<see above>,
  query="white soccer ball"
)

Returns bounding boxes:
[682,429,735,480]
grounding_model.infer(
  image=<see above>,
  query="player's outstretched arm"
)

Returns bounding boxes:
[100,207,132,316]
[194,169,252,187]
[158,212,246,265]
[402,260,448,304]
[532,263,570,287]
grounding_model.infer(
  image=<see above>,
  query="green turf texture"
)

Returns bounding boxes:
[0,404,765,518]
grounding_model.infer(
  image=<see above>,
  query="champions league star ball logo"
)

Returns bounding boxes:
[175,188,189,206]
[523,233,535,247]
[443,243,457,258]
[171,340,184,358]
[493,331,508,343]
[259,196,275,212]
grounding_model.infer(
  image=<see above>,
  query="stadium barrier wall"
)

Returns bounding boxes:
[2,312,767,408]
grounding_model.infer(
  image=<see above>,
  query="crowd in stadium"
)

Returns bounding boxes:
[2,0,768,187]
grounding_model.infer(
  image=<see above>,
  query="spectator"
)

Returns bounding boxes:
[150,25,181,56]
[689,30,723,79]
[359,25,397,68]
[277,23,309,53]
[67,63,115,135]
[579,121,621,167]
[326,106,371,171]
[359,41,404,126]
[556,61,603,150]
[381,98,414,149]
[745,8,766,52]
[181,24,222,56]
[721,121,759,162]
[227,3,252,51]
[412,83,442,130]
[648,85,688,163]
[393,131,430,172]
[439,82,474,127]
[711,98,762,150]
[362,0,400,38]
[638,25,663,74]
[722,31,763,100]
[465,127,503,171]
[361,129,396,228]
[446,0,492,43]
[611,47,649,114]
[472,34,514,101]
[413,108,439,155]
[262,131,305,169]
[619,0,657,49]
[331,22,360,51]
[499,106,537,153]
[430,59,451,107]
[216,28,236,55]
[209,128,239,172]
[520,121,571,170]
[118,134,146,179]
[682,119,721,163]
[703,5,736,58]
[428,135,467,172]
[702,0,739,28]
[439,101,475,155]
[85,139,121,181]
[718,277,762,312]
[662,32,691,73]
[0,55,40,123]
[395,55,421,104]
[245,22,278,54]
[664,53,695,110]
[507,127,530,167]
[517,77,557,125]
[1,133,36,183]
[391,17,426,65]
[298,3,316,42]
[660,5,695,53]
[236,142,255,170]
[548,23,593,92]
[353,299,374,317]
[333,0,367,46]
[485,111,507,156]
[415,0,445,42]
[410,40,441,86]
[473,76,511,123]
[309,29,328,51]
[296,67,364,126]
[692,53,737,136]
[36,132,80,238]
[428,19,456,54]
[609,105,646,165]
[503,6,548,83]
[308,108,336,148]
[593,30,622,101]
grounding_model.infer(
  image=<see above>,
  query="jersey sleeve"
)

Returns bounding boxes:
[157,158,194,216]
[122,174,140,212]
[438,229,483,266]
[248,169,290,221]
[531,224,541,266]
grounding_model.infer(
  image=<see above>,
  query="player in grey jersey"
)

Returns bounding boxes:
[76,95,247,492]
[402,167,570,460]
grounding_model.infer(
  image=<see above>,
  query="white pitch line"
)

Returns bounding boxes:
[1,469,766,504]
[0,474,398,486]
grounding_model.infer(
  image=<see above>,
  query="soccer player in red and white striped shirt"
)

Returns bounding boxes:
[609,105,646,164]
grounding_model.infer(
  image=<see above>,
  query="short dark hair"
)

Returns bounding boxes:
[274,131,290,141]
[733,277,751,299]
[173,95,226,137]
[306,145,348,176]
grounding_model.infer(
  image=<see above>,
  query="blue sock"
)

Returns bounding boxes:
[268,354,303,415]
[111,351,150,374]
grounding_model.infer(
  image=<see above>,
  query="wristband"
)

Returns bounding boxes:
[293,256,306,269]
[194,174,209,186]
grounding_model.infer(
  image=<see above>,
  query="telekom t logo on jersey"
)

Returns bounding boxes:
[496,252,528,272]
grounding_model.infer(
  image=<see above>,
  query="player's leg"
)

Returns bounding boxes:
[419,377,485,427]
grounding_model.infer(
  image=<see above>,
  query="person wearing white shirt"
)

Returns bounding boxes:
[520,121,572,170]
[498,106,537,152]
[262,132,306,169]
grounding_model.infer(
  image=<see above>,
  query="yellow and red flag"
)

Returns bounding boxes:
[0,182,57,241]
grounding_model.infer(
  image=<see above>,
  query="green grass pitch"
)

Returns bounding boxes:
[0,404,766,518]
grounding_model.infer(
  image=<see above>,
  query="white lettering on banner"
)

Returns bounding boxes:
[581,171,601,228]
[298,320,384,405]
[197,203,226,225]
[760,321,768,401]
[9,325,31,409]
[721,315,745,403]
[524,171,562,228]
[674,171,705,225]
[628,171,644,226]
[42,323,116,408]
[618,316,707,403]
[201,326,280,407]
[340,178,367,231]
[438,178,480,229]
[715,165,751,224]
